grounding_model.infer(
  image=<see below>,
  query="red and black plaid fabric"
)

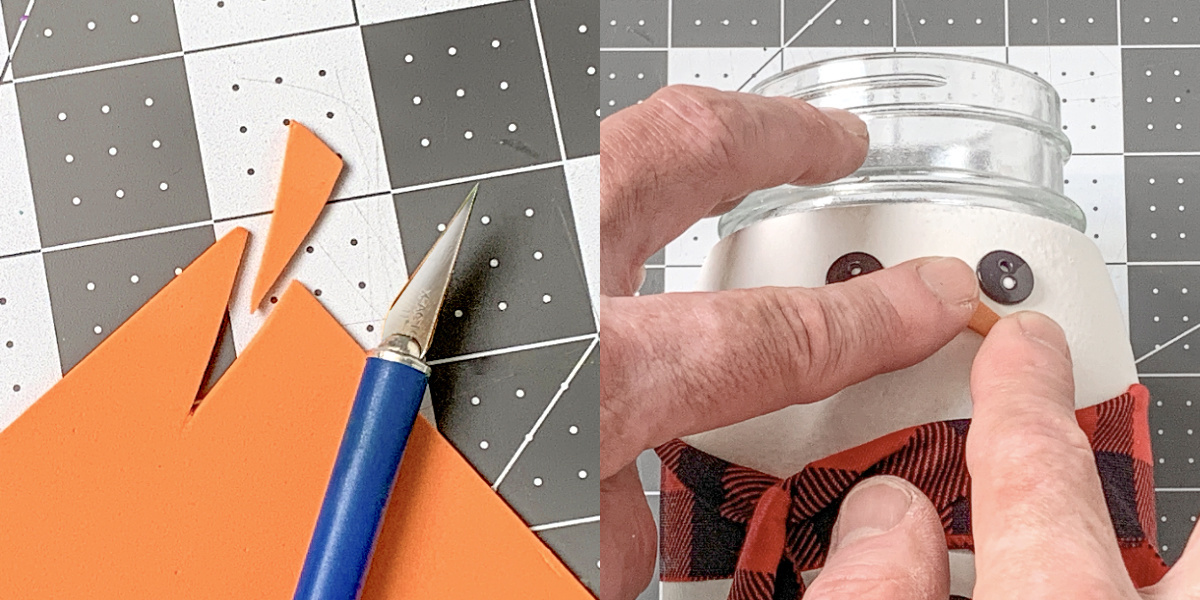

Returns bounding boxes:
[657,384,1169,599]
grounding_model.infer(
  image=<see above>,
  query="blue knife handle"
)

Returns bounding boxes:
[293,356,429,600]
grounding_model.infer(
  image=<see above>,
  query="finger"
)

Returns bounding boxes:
[601,85,868,296]
[600,463,657,600]
[804,476,950,600]
[601,257,976,476]
[1141,510,1200,597]
[967,312,1136,597]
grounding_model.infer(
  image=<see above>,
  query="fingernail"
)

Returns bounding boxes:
[819,107,869,141]
[1014,311,1070,357]
[832,477,914,552]
[916,257,977,306]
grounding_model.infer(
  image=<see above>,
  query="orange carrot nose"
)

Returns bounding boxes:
[968,303,1001,337]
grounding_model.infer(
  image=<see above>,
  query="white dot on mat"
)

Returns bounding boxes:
[1177,70,1183,76]
[976,18,982,24]
[492,39,501,48]
[515,389,525,398]
[43,28,52,37]
[93,325,102,334]
[436,223,446,232]
[578,24,588,33]
[834,18,842,25]
[102,104,110,114]
[1183,233,1188,239]
[569,425,578,435]
[864,18,870,24]
[578,470,588,479]
[1152,233,1158,239]
[471,396,480,405]
[533,477,543,487]
[1181,178,1187,184]
[919,18,926,24]
[447,46,457,55]
[498,301,508,311]
[1190,429,1195,435]
[1189,400,1194,406]
[1147,70,1153,76]
[480,215,491,225]
[456,88,465,98]
[463,130,473,139]
[1155,316,1161,322]
[174,267,182,275]
[1154,288,1160,294]
[499,81,509,90]
[1159,429,1165,435]
[404,54,413,63]
[86,282,95,291]
[72,197,80,205]
[454,309,463,318]
[508,123,518,132]
[1031,17,1038,24]
[489,258,499,268]
[945,18,952,24]
[1088,17,1095,23]
[750,19,758,25]
[525,208,534,217]
[1163,516,1169,522]
[130,14,139,23]
[586,66,596,75]
[412,95,422,105]
[607,72,616,80]
[130,274,139,284]
[1148,124,1155,130]
[1145,16,1151,23]
[638,19,645,25]
[1174,16,1181,23]
[1186,316,1191,322]
[479,440,489,450]
[421,138,430,148]
[1160,458,1166,464]
[1059,17,1066,23]
[1179,124,1185,130]
[693,19,701,25]
[65,154,74,163]
[144,97,153,107]
[533,251,543,260]
[160,182,168,191]
[58,112,66,121]
[542,294,552,303]
[115,189,125,198]
[87,21,95,30]
[152,139,161,148]
[108,147,117,156]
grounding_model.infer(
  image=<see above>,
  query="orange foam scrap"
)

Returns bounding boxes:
[249,120,343,312]
[0,229,592,599]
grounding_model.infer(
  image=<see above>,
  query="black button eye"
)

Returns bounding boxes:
[827,252,884,284]
[977,250,1034,305]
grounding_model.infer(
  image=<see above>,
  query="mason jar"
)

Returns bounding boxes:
[661,52,1139,600]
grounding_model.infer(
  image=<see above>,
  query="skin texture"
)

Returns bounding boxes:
[599,85,1200,600]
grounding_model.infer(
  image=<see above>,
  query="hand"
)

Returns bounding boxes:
[598,84,983,599]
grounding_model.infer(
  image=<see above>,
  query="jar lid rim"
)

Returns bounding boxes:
[751,51,1054,97]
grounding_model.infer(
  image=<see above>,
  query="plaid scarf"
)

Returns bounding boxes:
[657,384,1169,599]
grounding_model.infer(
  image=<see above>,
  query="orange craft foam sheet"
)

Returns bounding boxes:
[0,129,592,599]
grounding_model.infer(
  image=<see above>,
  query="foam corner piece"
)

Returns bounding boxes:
[249,120,344,312]
[0,229,592,599]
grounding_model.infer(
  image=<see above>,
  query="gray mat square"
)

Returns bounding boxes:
[3,0,181,79]
[1155,492,1200,565]
[394,166,595,360]
[41,225,222,373]
[1123,49,1200,152]
[602,0,669,47]
[600,50,667,119]
[1144,377,1200,487]
[1125,156,1200,261]
[639,268,665,296]
[1128,266,1200,373]
[430,339,593,483]
[497,346,598,524]
[896,0,1005,46]
[1120,0,1200,45]
[672,0,780,47]
[537,0,601,158]
[363,0,560,188]
[1008,0,1117,45]
[15,57,211,247]
[786,0,892,47]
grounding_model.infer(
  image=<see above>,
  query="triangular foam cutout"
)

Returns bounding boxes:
[0,234,592,599]
[249,120,343,312]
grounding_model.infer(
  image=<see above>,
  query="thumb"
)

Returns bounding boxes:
[805,476,950,600]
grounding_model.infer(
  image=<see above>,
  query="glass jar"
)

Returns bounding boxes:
[718,52,1085,239]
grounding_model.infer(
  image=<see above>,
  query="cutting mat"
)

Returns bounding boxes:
[0,0,600,593]
[598,1,1200,597]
